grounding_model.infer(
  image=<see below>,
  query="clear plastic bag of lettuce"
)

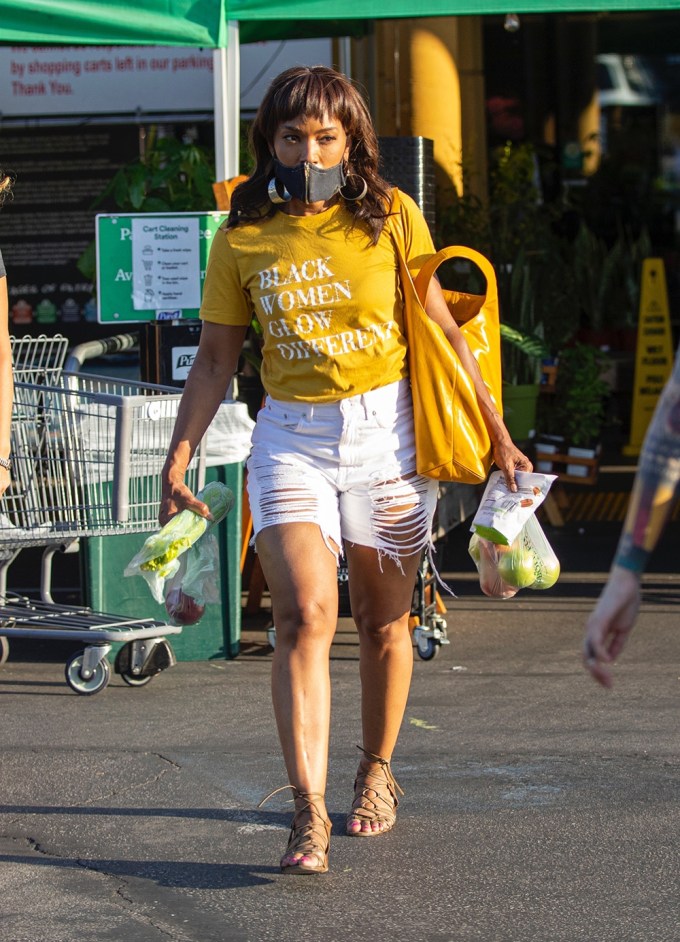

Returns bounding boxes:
[468,514,560,599]
[124,481,234,605]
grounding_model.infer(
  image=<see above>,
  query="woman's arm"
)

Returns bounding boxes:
[0,275,13,497]
[423,276,532,489]
[160,321,248,523]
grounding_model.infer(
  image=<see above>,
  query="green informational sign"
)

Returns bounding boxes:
[96,211,226,324]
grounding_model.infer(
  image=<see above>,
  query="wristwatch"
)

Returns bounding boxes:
[0,456,11,472]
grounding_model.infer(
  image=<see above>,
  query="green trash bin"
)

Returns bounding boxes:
[81,462,243,661]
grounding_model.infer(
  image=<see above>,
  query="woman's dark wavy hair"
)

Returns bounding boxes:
[228,66,392,244]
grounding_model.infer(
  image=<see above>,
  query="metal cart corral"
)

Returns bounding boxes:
[0,368,206,694]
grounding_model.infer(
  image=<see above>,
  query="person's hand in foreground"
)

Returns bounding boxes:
[582,566,642,688]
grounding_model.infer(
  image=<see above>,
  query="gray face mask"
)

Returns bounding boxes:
[273,158,346,204]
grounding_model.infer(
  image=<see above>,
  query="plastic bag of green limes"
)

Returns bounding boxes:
[469,514,560,598]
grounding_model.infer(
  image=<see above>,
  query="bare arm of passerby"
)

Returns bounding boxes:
[583,346,680,687]
[160,322,247,524]
[583,568,641,688]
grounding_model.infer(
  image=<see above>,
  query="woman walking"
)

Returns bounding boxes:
[161,66,531,874]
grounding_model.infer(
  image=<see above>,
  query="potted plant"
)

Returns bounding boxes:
[499,320,549,442]
[437,143,579,441]
[536,343,611,479]
[571,221,652,349]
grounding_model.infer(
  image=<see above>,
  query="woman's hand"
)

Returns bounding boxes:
[159,475,213,527]
[583,566,641,688]
[492,435,533,492]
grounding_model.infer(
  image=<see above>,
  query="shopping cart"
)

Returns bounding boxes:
[409,555,450,660]
[10,333,69,383]
[0,366,206,695]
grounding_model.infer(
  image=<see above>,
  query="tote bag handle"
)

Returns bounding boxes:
[413,245,499,316]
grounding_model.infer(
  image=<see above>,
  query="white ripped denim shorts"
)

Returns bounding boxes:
[246,378,438,565]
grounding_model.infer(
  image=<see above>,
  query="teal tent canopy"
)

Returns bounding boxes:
[1,0,679,48]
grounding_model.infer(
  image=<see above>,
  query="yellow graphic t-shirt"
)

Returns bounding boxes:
[200,190,435,402]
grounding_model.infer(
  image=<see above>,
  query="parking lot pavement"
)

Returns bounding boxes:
[1,512,679,942]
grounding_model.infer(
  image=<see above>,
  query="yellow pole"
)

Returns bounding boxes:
[409,19,463,199]
[370,17,488,213]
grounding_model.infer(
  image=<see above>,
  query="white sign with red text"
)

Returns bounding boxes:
[0,40,333,117]
[0,46,214,116]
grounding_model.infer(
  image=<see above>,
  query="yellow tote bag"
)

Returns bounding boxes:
[391,193,502,484]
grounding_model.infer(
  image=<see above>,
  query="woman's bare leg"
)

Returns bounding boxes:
[255,522,339,867]
[344,543,422,834]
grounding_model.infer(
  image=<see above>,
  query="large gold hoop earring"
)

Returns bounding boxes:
[268,177,291,204]
[339,173,368,202]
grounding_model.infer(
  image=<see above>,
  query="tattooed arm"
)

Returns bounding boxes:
[583,346,680,687]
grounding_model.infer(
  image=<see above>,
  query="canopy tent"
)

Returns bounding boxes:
[2,0,680,47]
[2,0,680,174]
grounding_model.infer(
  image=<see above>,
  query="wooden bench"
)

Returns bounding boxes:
[535,447,600,526]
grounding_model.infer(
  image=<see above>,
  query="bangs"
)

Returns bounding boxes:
[265,69,361,137]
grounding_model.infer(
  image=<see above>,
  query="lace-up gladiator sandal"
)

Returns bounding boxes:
[346,746,404,837]
[258,785,332,875]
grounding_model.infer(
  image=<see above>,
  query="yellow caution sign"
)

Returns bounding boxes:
[623,258,674,456]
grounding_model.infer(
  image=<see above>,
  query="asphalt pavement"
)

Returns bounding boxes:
[1,508,679,942]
